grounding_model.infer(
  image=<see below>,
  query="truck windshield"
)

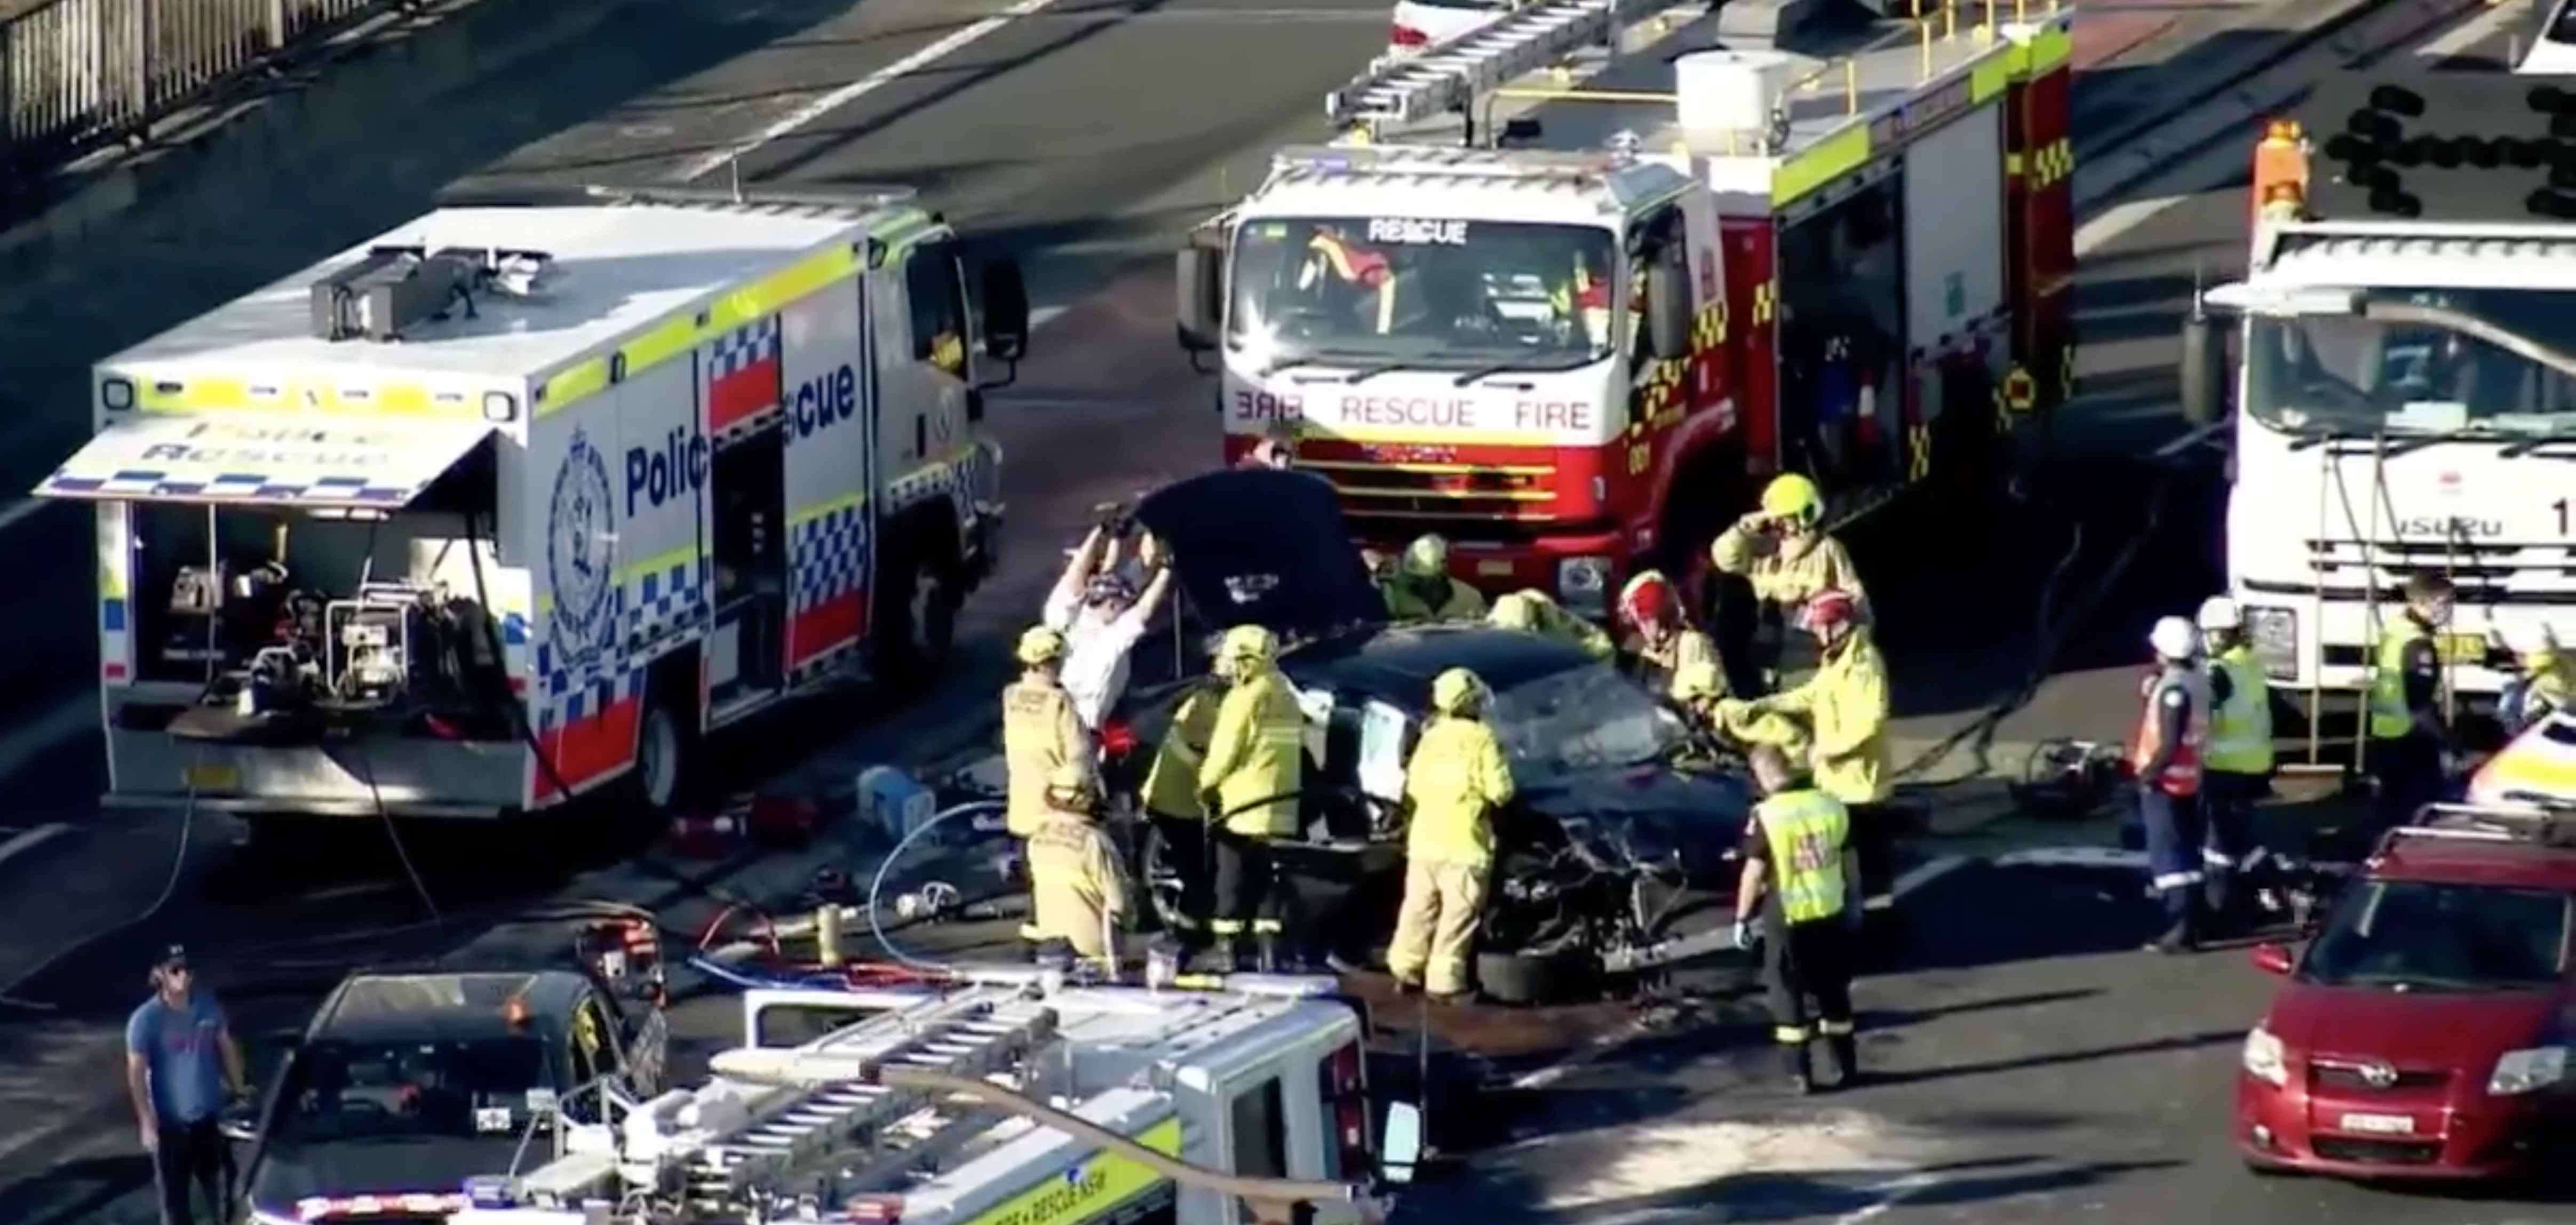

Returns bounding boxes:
[1227,217,1619,368]
[1486,662,1687,779]
[2244,288,2576,439]
[2298,879,2571,993]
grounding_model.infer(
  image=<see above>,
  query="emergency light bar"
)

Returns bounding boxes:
[1325,0,1677,128]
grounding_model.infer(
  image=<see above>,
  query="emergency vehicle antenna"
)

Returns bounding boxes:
[1325,0,1679,135]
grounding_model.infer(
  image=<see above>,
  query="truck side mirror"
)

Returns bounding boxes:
[1378,1101,1422,1184]
[1176,243,1225,356]
[2179,313,2228,425]
[1644,262,1692,362]
[980,256,1030,364]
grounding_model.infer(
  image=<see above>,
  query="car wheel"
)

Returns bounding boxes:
[1136,822,1194,936]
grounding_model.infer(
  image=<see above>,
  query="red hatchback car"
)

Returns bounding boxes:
[2237,803,2576,1181]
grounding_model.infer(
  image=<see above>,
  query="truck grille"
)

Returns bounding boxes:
[1305,459,1559,522]
[2283,538,2576,604]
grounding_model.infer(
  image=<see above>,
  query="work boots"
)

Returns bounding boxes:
[1205,938,1243,974]
[1779,1043,1816,1095]
[1825,1033,1859,1088]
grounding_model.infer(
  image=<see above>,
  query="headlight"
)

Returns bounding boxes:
[1557,556,1609,612]
[2488,1045,2566,1096]
[2242,1025,2289,1087]
[2245,606,2299,680]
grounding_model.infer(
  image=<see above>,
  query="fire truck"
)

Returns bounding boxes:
[32,188,1027,824]
[444,971,1413,1225]
[1175,0,2078,614]
[2184,73,2576,755]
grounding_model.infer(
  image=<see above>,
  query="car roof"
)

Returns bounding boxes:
[308,969,590,1045]
[2373,808,2576,890]
[1282,623,1601,709]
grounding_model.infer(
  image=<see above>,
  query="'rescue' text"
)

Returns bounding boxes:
[1232,388,1594,433]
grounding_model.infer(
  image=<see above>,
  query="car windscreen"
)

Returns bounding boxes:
[1486,662,1686,779]
[2299,879,2572,993]
[271,1036,550,1144]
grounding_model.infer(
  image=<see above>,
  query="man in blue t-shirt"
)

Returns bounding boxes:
[124,946,243,1225]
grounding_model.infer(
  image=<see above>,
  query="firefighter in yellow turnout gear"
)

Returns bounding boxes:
[1617,570,1722,702]
[1001,626,1096,945]
[1390,668,1515,1000]
[1025,761,1131,965]
[1710,474,1869,695]
[1380,535,1487,621]
[1489,590,1613,660]
[1140,678,1226,941]
[1735,746,1859,1094]
[1199,625,1307,970]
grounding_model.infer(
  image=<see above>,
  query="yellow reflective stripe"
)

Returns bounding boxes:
[1970,55,2013,105]
[1775,125,1869,209]
[130,373,483,419]
[2028,23,2072,74]
[790,491,868,529]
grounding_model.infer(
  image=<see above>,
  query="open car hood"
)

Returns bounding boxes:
[1135,469,1386,639]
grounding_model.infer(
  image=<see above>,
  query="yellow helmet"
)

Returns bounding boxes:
[1489,591,1545,633]
[1015,625,1068,666]
[1215,624,1279,677]
[1673,661,1723,703]
[1430,667,1491,715]
[1400,534,1450,578]
[1760,473,1823,522]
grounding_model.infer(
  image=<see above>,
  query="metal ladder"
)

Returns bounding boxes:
[1325,0,1681,130]
[690,992,1059,1206]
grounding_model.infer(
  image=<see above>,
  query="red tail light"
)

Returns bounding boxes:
[1322,1039,1370,1178]
[1390,23,1429,46]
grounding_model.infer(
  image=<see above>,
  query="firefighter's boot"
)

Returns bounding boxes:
[1779,1042,1815,1095]
[1826,1033,1859,1088]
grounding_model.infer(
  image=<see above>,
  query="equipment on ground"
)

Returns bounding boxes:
[448,969,1412,1225]
[1176,0,2078,616]
[36,187,1030,824]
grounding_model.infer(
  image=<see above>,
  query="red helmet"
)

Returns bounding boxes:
[1618,570,1677,627]
[1797,588,1860,634]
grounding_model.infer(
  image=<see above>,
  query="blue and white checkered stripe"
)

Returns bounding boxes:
[626,556,711,645]
[535,666,645,736]
[709,317,781,377]
[43,470,419,503]
[790,506,868,613]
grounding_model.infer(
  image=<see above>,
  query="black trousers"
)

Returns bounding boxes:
[1208,828,1282,939]
[1763,913,1857,1046]
[153,1116,228,1225]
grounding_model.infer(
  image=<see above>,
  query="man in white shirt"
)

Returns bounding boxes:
[1044,524,1176,732]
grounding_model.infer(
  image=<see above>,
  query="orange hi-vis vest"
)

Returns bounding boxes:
[2129,664,2209,796]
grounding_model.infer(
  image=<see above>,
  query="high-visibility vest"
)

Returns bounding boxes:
[2367,621,2428,742]
[2205,646,2275,775]
[1754,788,1849,924]
[2129,665,2208,796]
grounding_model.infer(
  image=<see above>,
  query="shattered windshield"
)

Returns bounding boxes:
[2299,879,2571,993]
[1486,662,1686,779]
[1226,216,1620,370]
[2244,288,2576,440]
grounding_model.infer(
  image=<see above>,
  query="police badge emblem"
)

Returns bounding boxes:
[549,427,618,674]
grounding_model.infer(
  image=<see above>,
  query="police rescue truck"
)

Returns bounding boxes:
[2184,74,2576,738]
[446,970,1409,1225]
[1176,0,2078,614]
[34,189,1027,823]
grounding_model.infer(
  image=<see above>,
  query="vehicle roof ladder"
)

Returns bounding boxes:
[1324,0,1679,137]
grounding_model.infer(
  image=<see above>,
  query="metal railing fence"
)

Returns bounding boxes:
[3,0,399,195]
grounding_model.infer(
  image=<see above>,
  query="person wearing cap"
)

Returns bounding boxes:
[1380,534,1486,622]
[1616,569,1721,702]
[1044,522,1178,733]
[127,945,244,1225]
[2135,615,2213,953]
[1388,667,1514,1001]
[1488,589,1612,660]
[2365,574,2457,838]
[1708,473,1867,696]
[1027,761,1131,966]
[1199,624,1307,971]
[2196,596,2278,926]
[1735,745,1859,1094]
[1714,589,1891,917]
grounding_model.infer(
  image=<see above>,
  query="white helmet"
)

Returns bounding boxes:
[2195,596,2241,633]
[2501,623,2563,656]
[2149,615,2201,661]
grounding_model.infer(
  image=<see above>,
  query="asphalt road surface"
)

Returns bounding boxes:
[0,0,2537,1221]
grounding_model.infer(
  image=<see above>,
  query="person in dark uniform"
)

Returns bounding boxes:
[1734,746,1859,1094]
[2365,574,2458,841]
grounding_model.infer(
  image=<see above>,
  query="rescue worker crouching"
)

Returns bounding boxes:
[1139,675,1227,946]
[2366,575,2457,841]
[1735,746,1859,1094]
[1618,570,1722,702]
[2195,597,2280,928]
[1489,589,1613,661]
[1708,473,1867,697]
[1389,667,1515,1002]
[1713,590,1893,918]
[2134,616,2213,954]
[1026,761,1131,967]
[1380,535,1488,621]
[1199,625,1307,971]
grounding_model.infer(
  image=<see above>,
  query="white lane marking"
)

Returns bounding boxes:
[672,0,1070,182]
[0,823,71,870]
[1504,853,1969,1092]
[1029,305,1071,331]
[0,499,51,537]
[1997,846,2152,871]
[2421,0,2525,57]
[0,698,96,792]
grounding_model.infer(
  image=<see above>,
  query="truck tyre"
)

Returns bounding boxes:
[873,530,960,691]
[627,694,696,816]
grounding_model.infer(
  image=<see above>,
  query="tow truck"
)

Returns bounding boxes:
[2184,74,2576,753]
[1175,0,2078,614]
[31,187,1028,824]
[447,969,1416,1225]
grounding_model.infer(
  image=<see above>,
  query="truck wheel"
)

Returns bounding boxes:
[629,697,695,816]
[874,538,960,691]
